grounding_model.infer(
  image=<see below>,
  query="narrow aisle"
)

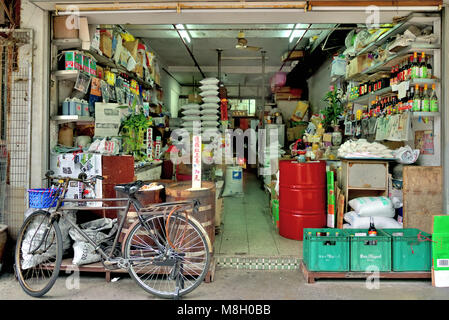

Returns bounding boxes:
[215,171,301,259]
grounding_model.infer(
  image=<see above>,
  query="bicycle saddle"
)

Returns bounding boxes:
[114,180,144,195]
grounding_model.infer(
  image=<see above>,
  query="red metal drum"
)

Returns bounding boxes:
[279,160,326,240]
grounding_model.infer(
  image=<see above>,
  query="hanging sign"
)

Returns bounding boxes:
[147,127,153,160]
[155,136,162,160]
[192,135,202,189]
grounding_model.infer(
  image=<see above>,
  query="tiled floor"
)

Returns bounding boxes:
[214,171,301,260]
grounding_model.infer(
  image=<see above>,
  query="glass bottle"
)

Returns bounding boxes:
[430,83,439,112]
[427,56,433,79]
[412,84,421,112]
[420,52,428,79]
[421,84,430,112]
[411,52,419,79]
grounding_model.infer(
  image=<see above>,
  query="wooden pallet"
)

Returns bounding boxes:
[52,257,216,283]
[300,260,431,284]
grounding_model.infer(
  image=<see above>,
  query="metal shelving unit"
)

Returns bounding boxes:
[51,115,95,124]
[52,39,155,90]
[355,12,440,57]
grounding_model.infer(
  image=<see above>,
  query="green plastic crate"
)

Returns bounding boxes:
[347,229,391,272]
[303,228,349,272]
[383,228,432,272]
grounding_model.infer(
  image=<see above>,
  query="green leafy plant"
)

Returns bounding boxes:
[119,109,152,161]
[321,88,344,131]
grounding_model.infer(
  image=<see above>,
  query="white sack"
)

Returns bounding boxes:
[348,196,395,217]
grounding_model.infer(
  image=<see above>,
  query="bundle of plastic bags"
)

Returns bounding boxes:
[393,145,420,164]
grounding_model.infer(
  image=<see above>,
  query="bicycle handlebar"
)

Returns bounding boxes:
[45,170,104,184]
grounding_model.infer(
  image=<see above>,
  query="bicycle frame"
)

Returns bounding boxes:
[38,176,200,262]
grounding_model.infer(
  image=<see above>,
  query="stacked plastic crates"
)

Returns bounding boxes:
[303,228,432,272]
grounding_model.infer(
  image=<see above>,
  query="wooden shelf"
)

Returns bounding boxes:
[301,260,431,284]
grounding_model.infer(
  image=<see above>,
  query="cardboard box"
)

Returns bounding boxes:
[135,65,144,78]
[347,54,371,77]
[188,94,202,104]
[53,16,79,39]
[123,40,139,60]
[89,59,97,77]
[74,52,83,70]
[281,50,304,62]
[82,55,90,73]
[64,51,77,70]
[99,29,112,58]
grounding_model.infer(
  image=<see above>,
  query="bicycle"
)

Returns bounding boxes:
[14,170,212,299]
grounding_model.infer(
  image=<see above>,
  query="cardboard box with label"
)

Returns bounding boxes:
[99,29,113,58]
[53,16,79,39]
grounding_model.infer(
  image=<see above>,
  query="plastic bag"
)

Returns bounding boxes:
[21,209,77,269]
[344,211,402,229]
[348,196,395,218]
[69,218,117,265]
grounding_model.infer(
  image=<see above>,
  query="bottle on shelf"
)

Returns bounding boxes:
[394,64,400,84]
[420,52,428,79]
[407,85,415,111]
[390,66,396,87]
[411,52,419,79]
[426,55,433,79]
[430,83,439,112]
[412,84,421,112]
[405,55,412,81]
[421,84,430,112]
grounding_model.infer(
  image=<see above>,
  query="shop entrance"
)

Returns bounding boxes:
[43,4,443,273]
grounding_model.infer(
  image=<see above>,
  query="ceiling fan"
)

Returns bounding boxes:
[235,31,262,51]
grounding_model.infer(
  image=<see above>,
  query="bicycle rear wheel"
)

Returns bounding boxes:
[14,210,62,297]
[124,213,210,299]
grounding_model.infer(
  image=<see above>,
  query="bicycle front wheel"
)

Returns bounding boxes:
[124,213,210,299]
[14,210,63,297]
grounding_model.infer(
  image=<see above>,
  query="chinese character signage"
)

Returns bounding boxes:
[192,135,202,189]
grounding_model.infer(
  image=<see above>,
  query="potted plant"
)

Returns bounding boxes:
[119,110,152,161]
[321,87,344,132]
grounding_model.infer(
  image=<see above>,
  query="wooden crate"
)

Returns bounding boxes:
[403,166,442,234]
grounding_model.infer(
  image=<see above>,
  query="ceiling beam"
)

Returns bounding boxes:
[310,23,338,52]
[173,24,206,78]
[167,65,293,74]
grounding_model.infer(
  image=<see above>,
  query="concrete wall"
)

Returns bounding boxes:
[161,71,181,118]
[21,0,49,188]
[306,56,333,114]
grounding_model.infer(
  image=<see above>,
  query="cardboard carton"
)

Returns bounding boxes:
[123,40,139,60]
[99,29,112,58]
[53,16,79,39]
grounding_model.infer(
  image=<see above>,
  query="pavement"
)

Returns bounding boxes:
[1,267,449,300]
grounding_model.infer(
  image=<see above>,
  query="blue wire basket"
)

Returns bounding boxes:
[28,188,61,209]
